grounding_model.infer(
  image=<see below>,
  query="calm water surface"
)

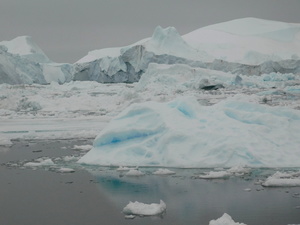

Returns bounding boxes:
[0,140,299,225]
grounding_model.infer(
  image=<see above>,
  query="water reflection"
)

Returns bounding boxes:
[86,168,300,225]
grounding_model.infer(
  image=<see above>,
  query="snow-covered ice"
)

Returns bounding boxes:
[122,200,166,216]
[208,213,247,225]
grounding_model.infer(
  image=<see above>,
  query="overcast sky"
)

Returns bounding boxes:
[1,0,299,63]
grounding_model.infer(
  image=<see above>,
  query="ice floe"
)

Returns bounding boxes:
[122,200,166,217]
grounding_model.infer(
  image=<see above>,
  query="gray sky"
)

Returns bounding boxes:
[1,0,299,63]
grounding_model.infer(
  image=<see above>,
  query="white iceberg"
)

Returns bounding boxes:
[209,213,247,225]
[122,200,166,216]
[183,17,300,64]
[79,96,300,168]
[153,168,176,175]
[262,171,300,187]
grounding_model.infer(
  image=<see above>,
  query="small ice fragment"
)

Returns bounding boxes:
[58,168,75,173]
[24,158,55,167]
[227,165,251,175]
[124,215,136,219]
[125,169,145,177]
[244,188,251,192]
[123,200,166,216]
[116,166,131,171]
[209,213,247,225]
[63,156,78,161]
[73,145,92,151]
[153,168,176,175]
[196,171,230,179]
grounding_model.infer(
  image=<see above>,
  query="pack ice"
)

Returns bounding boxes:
[78,96,300,168]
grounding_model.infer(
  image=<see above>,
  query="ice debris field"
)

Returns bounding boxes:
[1,17,300,170]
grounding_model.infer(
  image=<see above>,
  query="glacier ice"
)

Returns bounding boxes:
[79,96,300,168]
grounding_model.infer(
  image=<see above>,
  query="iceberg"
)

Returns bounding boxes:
[0,37,73,84]
[78,96,300,168]
[74,18,300,84]
[183,17,300,64]
[209,213,247,225]
[262,171,300,187]
[73,25,210,83]
[2,18,300,85]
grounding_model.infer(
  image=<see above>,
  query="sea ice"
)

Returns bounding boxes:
[122,200,166,216]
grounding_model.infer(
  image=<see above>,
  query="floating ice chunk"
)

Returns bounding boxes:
[73,145,93,151]
[209,213,247,225]
[262,171,300,187]
[196,171,231,179]
[125,169,145,177]
[122,200,166,216]
[227,165,251,175]
[116,166,131,171]
[0,135,12,146]
[153,168,176,175]
[24,158,55,167]
[244,188,251,192]
[63,156,79,162]
[57,168,75,173]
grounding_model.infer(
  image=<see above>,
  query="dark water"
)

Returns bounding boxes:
[0,140,300,225]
